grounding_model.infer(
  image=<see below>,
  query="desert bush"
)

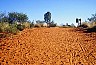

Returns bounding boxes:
[89,22,96,28]
[30,22,34,28]
[80,22,96,28]
[22,22,30,28]
[0,22,19,38]
[59,23,76,28]
[8,24,19,34]
[49,24,57,27]
[79,22,96,32]
[77,22,90,28]
[34,24,41,28]
[60,25,75,28]
[0,23,19,34]
[17,24,25,31]
[80,24,88,28]
[85,26,96,32]
[79,22,89,28]
[0,22,26,34]
[92,25,96,32]
[0,22,9,32]
[62,26,71,28]
[40,24,44,27]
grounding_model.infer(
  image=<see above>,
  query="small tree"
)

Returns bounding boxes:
[49,20,57,27]
[88,13,96,22]
[44,12,51,24]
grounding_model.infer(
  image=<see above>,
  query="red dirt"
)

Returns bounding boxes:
[0,28,96,65]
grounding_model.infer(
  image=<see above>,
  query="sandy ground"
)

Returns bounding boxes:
[0,28,96,65]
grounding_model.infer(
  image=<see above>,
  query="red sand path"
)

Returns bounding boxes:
[0,28,96,65]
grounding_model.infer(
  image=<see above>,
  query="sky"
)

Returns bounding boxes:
[0,0,96,25]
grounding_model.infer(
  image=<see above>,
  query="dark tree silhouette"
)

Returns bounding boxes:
[0,12,29,23]
[44,12,51,24]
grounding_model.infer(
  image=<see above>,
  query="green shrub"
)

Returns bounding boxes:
[2,23,19,34]
[0,22,9,33]
[8,24,19,34]
[22,22,30,28]
[17,24,25,31]
[0,22,19,37]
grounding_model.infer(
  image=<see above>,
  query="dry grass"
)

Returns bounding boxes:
[22,22,31,28]
[81,22,96,28]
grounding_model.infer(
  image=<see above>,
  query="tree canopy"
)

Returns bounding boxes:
[0,12,28,23]
[8,12,28,23]
[44,12,51,24]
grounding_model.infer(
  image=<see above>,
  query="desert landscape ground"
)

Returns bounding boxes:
[0,28,96,65]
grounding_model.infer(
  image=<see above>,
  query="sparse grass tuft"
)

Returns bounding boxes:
[22,22,31,28]
[34,24,41,28]
[80,22,96,32]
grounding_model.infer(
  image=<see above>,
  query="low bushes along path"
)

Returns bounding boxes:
[0,28,96,65]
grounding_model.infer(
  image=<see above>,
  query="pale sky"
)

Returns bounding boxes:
[0,0,96,25]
